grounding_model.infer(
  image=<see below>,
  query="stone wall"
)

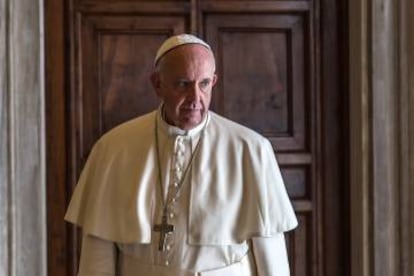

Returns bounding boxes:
[349,0,414,275]
[0,0,46,275]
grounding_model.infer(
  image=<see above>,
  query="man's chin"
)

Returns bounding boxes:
[179,115,204,130]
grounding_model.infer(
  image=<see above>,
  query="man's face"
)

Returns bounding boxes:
[151,44,217,130]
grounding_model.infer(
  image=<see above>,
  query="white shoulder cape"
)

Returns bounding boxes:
[65,111,298,244]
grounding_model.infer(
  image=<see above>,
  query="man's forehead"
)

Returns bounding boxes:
[163,68,215,81]
[160,61,216,81]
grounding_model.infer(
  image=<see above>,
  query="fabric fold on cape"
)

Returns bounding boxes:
[65,111,298,244]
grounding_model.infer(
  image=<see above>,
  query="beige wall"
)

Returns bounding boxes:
[0,0,46,275]
[349,0,414,275]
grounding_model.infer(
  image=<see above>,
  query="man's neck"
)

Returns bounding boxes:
[158,105,208,137]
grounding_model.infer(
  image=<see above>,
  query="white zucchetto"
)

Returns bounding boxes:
[154,34,212,65]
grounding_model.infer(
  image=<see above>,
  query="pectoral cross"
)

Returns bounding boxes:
[153,212,174,251]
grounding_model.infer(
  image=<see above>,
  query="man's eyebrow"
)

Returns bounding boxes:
[174,77,212,82]
[176,78,191,82]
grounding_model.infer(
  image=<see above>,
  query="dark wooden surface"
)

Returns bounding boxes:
[45,0,71,275]
[45,1,348,275]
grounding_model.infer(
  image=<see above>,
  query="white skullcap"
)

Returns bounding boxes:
[154,34,211,65]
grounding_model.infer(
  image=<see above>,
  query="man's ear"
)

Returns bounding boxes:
[150,72,162,97]
[212,74,218,87]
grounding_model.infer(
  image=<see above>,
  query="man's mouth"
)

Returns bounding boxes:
[181,107,201,112]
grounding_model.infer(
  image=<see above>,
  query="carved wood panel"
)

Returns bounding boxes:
[205,14,308,152]
[202,6,316,275]
[77,14,186,157]
[45,1,347,275]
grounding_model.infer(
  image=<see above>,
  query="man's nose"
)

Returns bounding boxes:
[187,83,201,102]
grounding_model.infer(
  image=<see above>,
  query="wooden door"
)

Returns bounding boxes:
[46,1,348,275]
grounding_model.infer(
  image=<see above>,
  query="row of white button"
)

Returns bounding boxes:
[164,135,188,267]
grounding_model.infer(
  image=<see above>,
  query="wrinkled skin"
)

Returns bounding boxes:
[151,44,217,130]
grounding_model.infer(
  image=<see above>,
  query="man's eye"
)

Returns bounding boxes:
[177,81,189,89]
[199,80,210,88]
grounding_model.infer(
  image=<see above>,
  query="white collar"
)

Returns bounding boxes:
[156,104,209,137]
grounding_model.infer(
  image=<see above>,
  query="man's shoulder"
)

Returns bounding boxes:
[209,111,267,144]
[98,111,156,145]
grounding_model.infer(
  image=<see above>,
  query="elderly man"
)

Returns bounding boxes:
[65,34,298,275]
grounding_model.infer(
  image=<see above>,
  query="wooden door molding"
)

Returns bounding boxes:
[75,14,187,159]
[205,13,308,151]
[203,11,315,275]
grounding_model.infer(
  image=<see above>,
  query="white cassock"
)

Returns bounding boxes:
[65,107,298,276]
